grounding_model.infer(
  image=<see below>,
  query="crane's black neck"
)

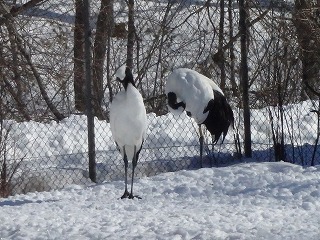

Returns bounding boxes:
[167,92,186,110]
[119,67,136,90]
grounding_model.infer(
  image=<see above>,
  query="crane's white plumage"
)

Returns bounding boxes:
[165,68,224,124]
[110,84,146,161]
[165,68,234,166]
[110,66,147,199]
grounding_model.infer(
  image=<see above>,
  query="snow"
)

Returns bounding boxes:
[1,162,320,239]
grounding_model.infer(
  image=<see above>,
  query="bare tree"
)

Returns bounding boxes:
[74,0,86,113]
[92,0,114,119]
[0,1,64,121]
[0,0,46,26]
[214,0,226,90]
[74,0,115,118]
[227,0,238,97]
[239,0,252,157]
[293,0,320,100]
[126,0,135,69]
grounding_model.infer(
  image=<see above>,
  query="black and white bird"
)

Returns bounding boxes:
[110,66,147,199]
[165,68,234,165]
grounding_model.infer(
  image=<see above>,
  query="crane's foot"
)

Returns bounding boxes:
[121,190,130,199]
[129,194,141,200]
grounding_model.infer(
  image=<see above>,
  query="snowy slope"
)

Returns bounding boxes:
[1,161,320,239]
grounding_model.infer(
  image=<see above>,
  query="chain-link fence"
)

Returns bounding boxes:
[0,0,319,197]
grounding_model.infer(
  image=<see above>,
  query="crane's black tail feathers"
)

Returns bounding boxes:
[203,90,234,144]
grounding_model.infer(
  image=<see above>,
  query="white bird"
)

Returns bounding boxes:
[165,68,234,166]
[110,66,147,199]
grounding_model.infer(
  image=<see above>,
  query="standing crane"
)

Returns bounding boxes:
[110,66,147,199]
[165,68,234,166]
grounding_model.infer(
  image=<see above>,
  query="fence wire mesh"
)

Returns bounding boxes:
[0,0,319,197]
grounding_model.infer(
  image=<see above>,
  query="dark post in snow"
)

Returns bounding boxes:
[83,0,96,182]
[239,0,252,157]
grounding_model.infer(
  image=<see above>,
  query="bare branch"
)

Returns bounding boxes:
[0,0,47,26]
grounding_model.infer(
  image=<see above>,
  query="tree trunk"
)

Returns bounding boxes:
[293,0,320,100]
[228,0,237,97]
[83,0,96,183]
[126,0,135,69]
[92,0,114,119]
[217,0,226,90]
[239,0,252,157]
[74,0,86,112]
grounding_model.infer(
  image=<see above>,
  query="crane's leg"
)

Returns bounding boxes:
[121,146,130,199]
[199,125,204,168]
[129,146,141,199]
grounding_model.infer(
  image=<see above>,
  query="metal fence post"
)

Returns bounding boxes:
[83,0,96,183]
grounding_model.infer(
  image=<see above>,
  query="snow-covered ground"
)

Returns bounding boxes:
[1,161,320,239]
[1,99,319,238]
